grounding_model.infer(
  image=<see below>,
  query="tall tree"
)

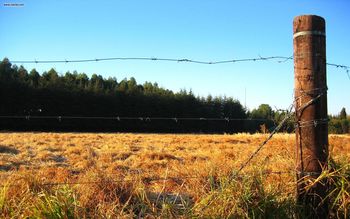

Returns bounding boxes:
[0,58,13,81]
[29,69,40,88]
[340,107,347,120]
[76,72,89,90]
[17,65,28,83]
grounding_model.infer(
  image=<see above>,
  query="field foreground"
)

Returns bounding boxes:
[0,132,350,218]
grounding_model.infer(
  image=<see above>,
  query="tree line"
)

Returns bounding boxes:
[0,58,247,132]
[0,58,347,133]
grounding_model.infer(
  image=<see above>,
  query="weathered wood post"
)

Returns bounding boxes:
[293,15,329,217]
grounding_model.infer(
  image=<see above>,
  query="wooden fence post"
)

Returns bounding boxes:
[293,15,329,218]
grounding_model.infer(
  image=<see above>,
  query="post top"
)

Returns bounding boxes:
[294,14,325,21]
[293,15,325,34]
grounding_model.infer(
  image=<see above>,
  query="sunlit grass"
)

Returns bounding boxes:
[0,132,349,217]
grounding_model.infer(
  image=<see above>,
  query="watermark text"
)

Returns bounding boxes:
[3,3,24,7]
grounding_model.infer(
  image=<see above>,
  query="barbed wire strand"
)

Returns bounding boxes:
[11,56,292,65]
[9,56,350,80]
[233,91,327,179]
[0,115,273,122]
[10,56,349,69]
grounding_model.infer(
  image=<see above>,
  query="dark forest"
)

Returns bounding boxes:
[0,58,300,133]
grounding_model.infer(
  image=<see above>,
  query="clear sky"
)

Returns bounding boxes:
[1,0,349,115]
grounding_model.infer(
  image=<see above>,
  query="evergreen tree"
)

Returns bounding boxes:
[117,78,128,92]
[29,69,40,87]
[17,65,28,83]
[76,72,89,90]
[340,107,347,120]
[0,58,14,81]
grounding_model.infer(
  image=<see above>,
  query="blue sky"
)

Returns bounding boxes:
[0,0,349,115]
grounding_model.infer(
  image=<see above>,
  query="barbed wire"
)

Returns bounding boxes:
[326,62,350,79]
[9,55,349,80]
[10,56,293,65]
[233,88,328,175]
[9,56,349,69]
[0,115,273,122]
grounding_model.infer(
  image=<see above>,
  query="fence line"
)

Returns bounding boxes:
[0,115,274,122]
[233,90,327,175]
[1,55,347,189]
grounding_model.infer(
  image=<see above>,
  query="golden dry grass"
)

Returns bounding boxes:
[0,132,349,217]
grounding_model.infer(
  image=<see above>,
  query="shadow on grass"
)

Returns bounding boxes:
[0,145,19,155]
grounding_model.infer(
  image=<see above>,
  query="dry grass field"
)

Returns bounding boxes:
[0,132,350,218]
